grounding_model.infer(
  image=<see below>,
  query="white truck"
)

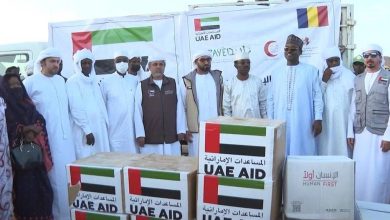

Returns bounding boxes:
[0,0,354,82]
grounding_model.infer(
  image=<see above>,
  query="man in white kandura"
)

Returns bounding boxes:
[223,52,267,118]
[100,51,139,153]
[23,47,76,220]
[134,57,186,155]
[347,44,390,203]
[67,48,110,159]
[268,34,323,156]
[317,46,355,157]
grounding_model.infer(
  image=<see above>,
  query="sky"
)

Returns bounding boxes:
[0,0,389,55]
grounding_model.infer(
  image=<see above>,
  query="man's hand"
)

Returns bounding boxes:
[347,138,355,150]
[312,120,322,137]
[186,131,193,143]
[136,137,145,147]
[322,68,333,83]
[86,133,95,145]
[381,140,390,152]
[178,133,186,141]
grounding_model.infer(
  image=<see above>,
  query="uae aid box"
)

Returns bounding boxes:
[284,156,355,220]
[123,154,198,220]
[67,153,147,213]
[71,208,130,220]
[197,174,282,220]
[199,116,285,181]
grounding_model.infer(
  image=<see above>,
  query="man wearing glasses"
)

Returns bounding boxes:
[100,51,139,153]
[347,44,390,203]
[182,51,223,156]
[268,34,323,156]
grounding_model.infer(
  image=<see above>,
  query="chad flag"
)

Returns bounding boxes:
[127,168,182,200]
[205,123,267,157]
[203,175,265,210]
[71,26,153,54]
[297,6,328,28]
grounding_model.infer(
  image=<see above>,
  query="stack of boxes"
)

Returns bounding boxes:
[67,153,197,220]
[197,116,286,220]
[284,156,355,220]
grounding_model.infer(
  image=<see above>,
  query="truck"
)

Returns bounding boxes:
[0,0,354,82]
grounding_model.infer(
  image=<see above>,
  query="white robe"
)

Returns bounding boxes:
[223,74,267,118]
[23,72,76,220]
[100,72,138,153]
[67,73,110,159]
[268,63,323,156]
[347,70,390,203]
[317,67,355,156]
[134,78,186,156]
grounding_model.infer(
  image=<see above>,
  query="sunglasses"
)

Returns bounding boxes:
[362,52,380,59]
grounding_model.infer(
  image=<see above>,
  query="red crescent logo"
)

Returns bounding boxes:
[264,40,277,57]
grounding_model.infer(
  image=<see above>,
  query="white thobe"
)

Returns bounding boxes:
[347,70,390,203]
[268,63,323,156]
[100,72,138,153]
[317,67,355,156]
[134,78,186,156]
[67,74,110,159]
[223,74,267,118]
[187,73,219,156]
[23,73,76,220]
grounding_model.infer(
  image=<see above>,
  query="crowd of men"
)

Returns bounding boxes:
[1,34,389,219]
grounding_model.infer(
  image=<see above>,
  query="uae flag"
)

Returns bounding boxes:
[297,6,328,28]
[69,165,117,195]
[194,17,220,31]
[205,123,267,157]
[71,26,153,53]
[203,175,264,210]
[135,216,161,220]
[73,209,127,220]
[127,168,182,200]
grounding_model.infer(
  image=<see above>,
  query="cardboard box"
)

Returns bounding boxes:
[71,208,130,220]
[199,116,285,181]
[356,201,390,220]
[284,156,355,220]
[197,173,282,220]
[67,153,147,213]
[123,154,197,220]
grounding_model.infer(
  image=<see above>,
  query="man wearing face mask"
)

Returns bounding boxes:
[317,46,355,157]
[100,51,139,153]
[128,56,149,81]
[67,49,110,159]
[23,47,76,220]
[347,44,390,203]
[134,57,186,155]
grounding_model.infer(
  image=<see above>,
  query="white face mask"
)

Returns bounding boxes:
[115,62,128,74]
[330,65,342,74]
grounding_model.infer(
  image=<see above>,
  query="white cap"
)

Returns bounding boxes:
[148,56,165,64]
[114,50,128,59]
[363,44,383,54]
[192,51,212,63]
[234,51,250,61]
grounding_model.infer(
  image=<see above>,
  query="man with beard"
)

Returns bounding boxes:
[128,56,149,81]
[67,49,110,159]
[268,34,323,156]
[100,51,138,153]
[317,46,355,157]
[223,52,267,118]
[181,51,223,156]
[134,57,185,155]
[23,47,76,220]
[347,44,390,203]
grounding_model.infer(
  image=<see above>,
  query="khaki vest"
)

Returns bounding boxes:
[353,69,390,135]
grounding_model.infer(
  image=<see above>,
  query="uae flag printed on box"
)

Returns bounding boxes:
[197,174,281,220]
[199,117,285,181]
[71,209,130,220]
[67,165,124,213]
[124,167,195,220]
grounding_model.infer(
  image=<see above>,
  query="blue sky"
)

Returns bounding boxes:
[0,0,388,55]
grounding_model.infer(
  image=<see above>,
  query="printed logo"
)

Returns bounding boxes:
[194,17,221,41]
[264,40,279,57]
